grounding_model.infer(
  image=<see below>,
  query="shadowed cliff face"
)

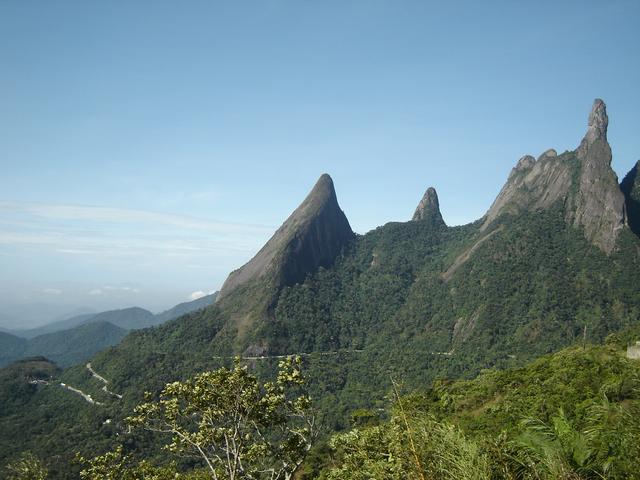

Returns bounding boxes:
[412,187,446,228]
[218,174,354,301]
[481,99,626,253]
[621,160,640,236]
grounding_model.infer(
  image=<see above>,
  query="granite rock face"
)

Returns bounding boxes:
[570,99,627,253]
[218,174,354,300]
[412,187,446,227]
[621,160,640,236]
[482,99,626,253]
[481,151,574,230]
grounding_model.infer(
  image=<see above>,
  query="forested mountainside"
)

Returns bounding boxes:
[318,339,640,480]
[1,100,640,478]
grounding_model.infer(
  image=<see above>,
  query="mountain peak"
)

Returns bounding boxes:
[315,173,334,191]
[412,187,446,227]
[296,173,338,213]
[480,99,626,253]
[218,174,354,301]
[571,99,626,251]
[580,98,609,148]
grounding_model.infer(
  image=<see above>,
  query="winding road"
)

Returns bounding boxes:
[86,362,123,399]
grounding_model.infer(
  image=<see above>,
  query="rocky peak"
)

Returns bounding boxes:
[570,99,626,252]
[412,187,446,227]
[480,99,626,253]
[578,98,608,156]
[516,155,536,170]
[217,174,354,301]
[538,149,557,161]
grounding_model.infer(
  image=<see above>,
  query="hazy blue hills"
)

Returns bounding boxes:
[15,313,100,339]
[12,307,154,339]
[154,293,217,324]
[0,332,27,366]
[0,294,218,368]
[0,322,127,368]
[11,293,218,339]
[22,322,129,368]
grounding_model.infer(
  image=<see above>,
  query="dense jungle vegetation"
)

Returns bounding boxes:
[4,340,640,479]
[3,202,640,478]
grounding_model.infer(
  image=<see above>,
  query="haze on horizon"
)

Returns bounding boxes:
[1,1,639,328]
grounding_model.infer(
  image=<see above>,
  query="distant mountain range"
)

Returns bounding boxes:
[0,293,217,368]
[0,304,98,332]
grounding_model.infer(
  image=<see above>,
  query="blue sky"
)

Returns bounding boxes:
[1,1,639,323]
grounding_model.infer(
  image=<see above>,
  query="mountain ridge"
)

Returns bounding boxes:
[480,99,626,254]
[1,99,639,476]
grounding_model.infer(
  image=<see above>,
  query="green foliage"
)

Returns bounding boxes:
[0,357,60,417]
[77,446,209,480]
[326,410,490,480]
[124,356,317,479]
[323,344,640,480]
[411,344,640,437]
[5,452,48,480]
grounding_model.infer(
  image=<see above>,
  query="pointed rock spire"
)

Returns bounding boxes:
[578,99,608,156]
[571,99,626,252]
[412,187,446,227]
[218,174,354,301]
[480,99,626,253]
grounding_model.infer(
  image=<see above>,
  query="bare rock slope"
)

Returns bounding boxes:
[218,174,354,300]
[412,187,446,228]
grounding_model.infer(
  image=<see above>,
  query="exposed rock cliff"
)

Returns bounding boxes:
[218,174,354,300]
[569,99,627,252]
[481,99,626,253]
[412,187,446,227]
[621,160,640,236]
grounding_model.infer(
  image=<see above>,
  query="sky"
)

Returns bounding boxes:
[1,1,639,325]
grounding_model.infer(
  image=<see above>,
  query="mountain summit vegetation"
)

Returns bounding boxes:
[1,99,640,479]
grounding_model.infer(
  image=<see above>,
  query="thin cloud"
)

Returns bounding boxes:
[89,286,140,296]
[188,289,216,301]
[0,201,274,261]
[189,290,207,300]
[0,201,272,233]
[42,288,62,295]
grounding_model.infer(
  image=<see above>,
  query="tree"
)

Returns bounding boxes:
[126,356,317,480]
[78,446,199,480]
[5,452,47,480]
